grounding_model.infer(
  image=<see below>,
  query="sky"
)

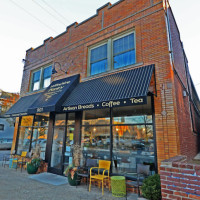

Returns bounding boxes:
[0,0,200,96]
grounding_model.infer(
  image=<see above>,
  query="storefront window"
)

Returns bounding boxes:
[82,108,110,125]
[16,114,49,160]
[112,97,154,174]
[17,127,32,154]
[17,116,34,154]
[32,113,49,160]
[81,109,110,166]
[112,125,154,174]
[55,113,66,126]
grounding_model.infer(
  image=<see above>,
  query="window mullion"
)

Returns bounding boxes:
[107,39,112,71]
[40,68,44,89]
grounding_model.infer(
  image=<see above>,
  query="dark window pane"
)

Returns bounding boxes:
[91,44,107,63]
[43,66,52,79]
[82,109,110,125]
[91,59,107,75]
[34,113,49,127]
[113,33,134,55]
[90,44,107,75]
[55,114,66,126]
[114,49,135,69]
[67,113,75,125]
[33,71,41,82]
[113,99,153,124]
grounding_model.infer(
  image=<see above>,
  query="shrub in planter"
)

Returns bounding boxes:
[64,164,81,186]
[27,163,38,174]
[141,174,161,200]
[27,158,41,174]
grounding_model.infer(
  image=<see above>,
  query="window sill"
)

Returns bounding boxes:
[84,62,143,82]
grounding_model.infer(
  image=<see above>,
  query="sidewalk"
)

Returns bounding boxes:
[0,164,138,200]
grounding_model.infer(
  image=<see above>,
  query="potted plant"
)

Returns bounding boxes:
[63,144,82,186]
[27,158,41,174]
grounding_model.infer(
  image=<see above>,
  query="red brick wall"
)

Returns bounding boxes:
[19,0,199,171]
[167,7,200,159]
[160,156,200,200]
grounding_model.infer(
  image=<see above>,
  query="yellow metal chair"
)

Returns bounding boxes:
[89,160,111,195]
[12,151,27,172]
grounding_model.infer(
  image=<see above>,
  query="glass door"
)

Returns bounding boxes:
[49,114,66,175]
[63,113,75,171]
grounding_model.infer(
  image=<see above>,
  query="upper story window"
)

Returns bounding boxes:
[31,65,52,92]
[88,31,135,76]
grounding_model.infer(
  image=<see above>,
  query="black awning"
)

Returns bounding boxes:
[4,93,41,117]
[28,74,80,114]
[62,64,154,112]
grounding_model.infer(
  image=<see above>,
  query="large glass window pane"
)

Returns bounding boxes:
[113,33,135,69]
[113,33,134,55]
[34,113,49,126]
[67,113,75,126]
[17,127,32,154]
[113,98,152,124]
[82,109,110,125]
[50,127,65,169]
[90,44,107,75]
[42,66,52,88]
[64,126,74,169]
[32,70,41,91]
[81,126,110,165]
[114,50,135,69]
[55,114,66,126]
[31,127,48,160]
[21,116,34,126]
[43,77,51,88]
[112,125,155,174]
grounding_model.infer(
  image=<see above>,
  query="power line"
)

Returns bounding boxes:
[10,0,58,34]
[41,0,71,24]
[32,0,67,26]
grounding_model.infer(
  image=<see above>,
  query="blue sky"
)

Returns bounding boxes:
[0,0,200,96]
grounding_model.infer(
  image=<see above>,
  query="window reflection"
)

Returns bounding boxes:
[82,109,110,125]
[17,127,32,154]
[81,109,110,166]
[17,114,49,160]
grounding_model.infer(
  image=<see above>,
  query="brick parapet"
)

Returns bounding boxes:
[161,156,200,200]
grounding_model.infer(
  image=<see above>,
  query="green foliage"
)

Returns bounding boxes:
[63,164,74,176]
[31,158,41,168]
[141,174,161,200]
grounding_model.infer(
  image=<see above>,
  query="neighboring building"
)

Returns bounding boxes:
[0,89,19,149]
[6,0,200,175]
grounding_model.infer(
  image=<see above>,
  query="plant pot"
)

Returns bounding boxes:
[68,172,81,186]
[27,163,38,174]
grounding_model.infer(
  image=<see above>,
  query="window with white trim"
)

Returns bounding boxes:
[88,31,135,76]
[31,65,52,92]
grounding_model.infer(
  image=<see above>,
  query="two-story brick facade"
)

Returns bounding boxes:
[6,0,200,176]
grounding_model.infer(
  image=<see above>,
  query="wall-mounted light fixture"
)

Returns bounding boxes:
[22,59,29,65]
[52,62,68,75]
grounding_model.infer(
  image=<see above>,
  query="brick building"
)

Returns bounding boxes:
[6,0,200,175]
